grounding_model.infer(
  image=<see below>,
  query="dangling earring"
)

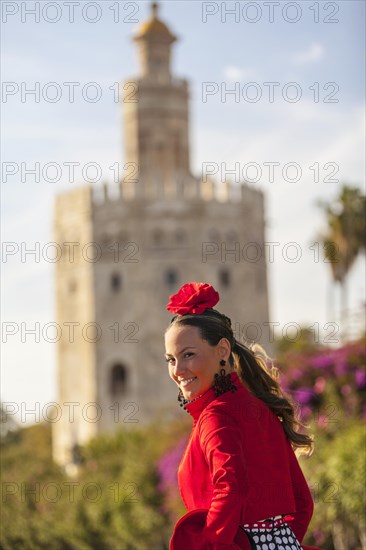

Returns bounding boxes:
[212,359,238,398]
[177,387,190,413]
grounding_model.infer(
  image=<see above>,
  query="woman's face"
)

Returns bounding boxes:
[164,324,231,401]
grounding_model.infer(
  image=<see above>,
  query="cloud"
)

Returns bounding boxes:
[292,42,325,65]
[223,65,256,80]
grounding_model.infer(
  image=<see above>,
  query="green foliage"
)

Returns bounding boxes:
[272,332,366,549]
[274,325,324,358]
[301,417,365,549]
[0,418,190,549]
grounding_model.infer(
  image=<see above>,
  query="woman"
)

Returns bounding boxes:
[165,282,322,550]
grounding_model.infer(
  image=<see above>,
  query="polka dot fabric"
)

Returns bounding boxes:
[240,515,303,550]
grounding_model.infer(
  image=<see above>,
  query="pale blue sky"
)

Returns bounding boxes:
[1,1,365,424]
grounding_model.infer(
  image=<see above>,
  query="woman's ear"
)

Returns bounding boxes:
[217,337,231,361]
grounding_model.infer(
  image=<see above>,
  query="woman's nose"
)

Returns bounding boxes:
[172,361,185,377]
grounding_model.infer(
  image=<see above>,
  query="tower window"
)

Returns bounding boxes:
[165,269,178,286]
[100,233,111,248]
[219,269,231,288]
[208,228,220,243]
[118,231,129,245]
[175,228,186,243]
[226,230,238,243]
[256,268,266,292]
[111,273,121,292]
[152,228,164,245]
[152,59,163,71]
[110,364,127,396]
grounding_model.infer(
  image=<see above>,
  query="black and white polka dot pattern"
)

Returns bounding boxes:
[240,520,303,550]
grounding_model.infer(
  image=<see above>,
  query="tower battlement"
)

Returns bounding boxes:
[91,177,264,206]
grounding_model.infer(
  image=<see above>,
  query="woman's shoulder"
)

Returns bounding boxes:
[199,383,281,428]
[198,389,245,426]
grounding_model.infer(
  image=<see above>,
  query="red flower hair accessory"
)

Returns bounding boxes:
[166,282,220,315]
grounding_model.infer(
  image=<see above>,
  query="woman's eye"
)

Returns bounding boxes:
[165,353,193,363]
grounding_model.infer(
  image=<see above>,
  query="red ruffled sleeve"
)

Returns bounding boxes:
[198,404,247,547]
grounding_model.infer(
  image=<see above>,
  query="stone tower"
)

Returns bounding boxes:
[52,2,272,471]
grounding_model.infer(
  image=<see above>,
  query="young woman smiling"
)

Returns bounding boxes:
[165,282,321,550]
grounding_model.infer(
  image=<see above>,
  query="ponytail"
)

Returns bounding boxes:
[232,339,314,455]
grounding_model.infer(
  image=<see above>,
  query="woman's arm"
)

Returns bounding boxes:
[198,405,247,546]
[286,438,315,543]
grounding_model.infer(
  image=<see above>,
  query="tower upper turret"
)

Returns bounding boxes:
[133,2,177,82]
[122,1,191,194]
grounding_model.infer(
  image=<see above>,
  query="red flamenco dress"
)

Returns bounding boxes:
[169,370,322,550]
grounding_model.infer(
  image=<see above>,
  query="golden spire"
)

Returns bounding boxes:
[134,1,176,42]
[151,2,159,18]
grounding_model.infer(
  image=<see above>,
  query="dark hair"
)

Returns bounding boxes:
[166,308,314,455]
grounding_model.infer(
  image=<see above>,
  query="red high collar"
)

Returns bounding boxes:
[184,370,241,424]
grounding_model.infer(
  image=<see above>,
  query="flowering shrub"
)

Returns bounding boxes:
[277,339,366,429]
[156,434,189,520]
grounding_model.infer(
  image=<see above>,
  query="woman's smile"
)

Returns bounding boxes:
[179,376,197,388]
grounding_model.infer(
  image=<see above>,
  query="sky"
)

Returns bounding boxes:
[1,0,365,425]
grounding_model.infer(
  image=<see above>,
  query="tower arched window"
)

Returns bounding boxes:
[111,272,122,292]
[110,363,128,396]
[218,268,231,288]
[165,268,178,286]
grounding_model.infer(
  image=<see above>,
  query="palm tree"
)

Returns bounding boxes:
[315,184,366,342]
